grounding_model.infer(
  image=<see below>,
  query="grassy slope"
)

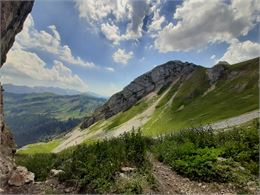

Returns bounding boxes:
[142,58,259,136]
[17,139,61,154]
[86,96,159,133]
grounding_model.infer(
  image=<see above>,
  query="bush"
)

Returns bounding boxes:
[15,153,57,181]
[16,131,152,193]
[153,120,259,186]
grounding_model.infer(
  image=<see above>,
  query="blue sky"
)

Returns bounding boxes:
[0,0,259,96]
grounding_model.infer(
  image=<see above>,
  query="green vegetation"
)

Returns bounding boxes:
[153,119,259,192]
[4,92,105,146]
[142,58,259,136]
[16,120,259,193]
[17,139,61,154]
[105,100,150,131]
[15,131,155,193]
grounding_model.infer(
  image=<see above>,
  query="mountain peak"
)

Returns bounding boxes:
[81,60,199,129]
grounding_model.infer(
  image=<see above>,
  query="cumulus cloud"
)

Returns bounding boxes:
[75,0,152,44]
[0,50,88,92]
[149,11,165,32]
[155,0,260,53]
[112,49,133,64]
[101,23,122,45]
[15,14,96,68]
[218,40,260,64]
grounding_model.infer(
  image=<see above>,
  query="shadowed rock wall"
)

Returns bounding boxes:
[0,0,34,188]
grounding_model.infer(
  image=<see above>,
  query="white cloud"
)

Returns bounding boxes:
[75,0,151,44]
[155,0,260,53]
[148,7,165,37]
[105,67,115,72]
[101,23,122,45]
[210,55,216,60]
[0,49,88,92]
[218,40,260,64]
[15,14,96,69]
[112,49,133,64]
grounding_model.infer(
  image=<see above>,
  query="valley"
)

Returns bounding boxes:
[4,92,105,147]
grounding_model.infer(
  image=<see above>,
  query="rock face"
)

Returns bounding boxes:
[81,61,198,129]
[0,0,34,189]
[207,64,228,84]
[1,0,34,66]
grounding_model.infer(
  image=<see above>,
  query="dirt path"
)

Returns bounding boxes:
[150,156,236,194]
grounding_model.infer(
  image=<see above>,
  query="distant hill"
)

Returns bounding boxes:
[3,84,106,98]
[4,92,106,147]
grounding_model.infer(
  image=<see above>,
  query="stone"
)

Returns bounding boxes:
[50,169,64,177]
[8,166,34,187]
[121,167,136,172]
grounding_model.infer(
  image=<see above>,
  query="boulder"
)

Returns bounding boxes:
[8,166,34,187]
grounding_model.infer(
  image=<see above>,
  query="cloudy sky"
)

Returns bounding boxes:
[0,0,259,96]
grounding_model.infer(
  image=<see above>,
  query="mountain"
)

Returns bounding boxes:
[4,92,106,147]
[20,57,259,152]
[80,57,258,134]
[3,84,106,98]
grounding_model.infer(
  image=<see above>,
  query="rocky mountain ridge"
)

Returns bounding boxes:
[80,59,245,130]
[81,61,201,129]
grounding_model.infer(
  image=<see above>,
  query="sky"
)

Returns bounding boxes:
[0,0,259,97]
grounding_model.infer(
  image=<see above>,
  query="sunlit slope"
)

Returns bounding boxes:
[142,58,259,136]
[79,58,258,137]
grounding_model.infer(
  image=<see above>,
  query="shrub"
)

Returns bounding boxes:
[15,153,57,181]
[16,131,152,193]
[153,120,259,186]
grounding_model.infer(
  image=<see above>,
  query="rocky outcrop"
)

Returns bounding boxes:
[0,0,34,189]
[207,63,229,84]
[1,0,34,66]
[81,61,199,129]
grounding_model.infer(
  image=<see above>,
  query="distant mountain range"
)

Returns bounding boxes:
[3,84,107,98]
